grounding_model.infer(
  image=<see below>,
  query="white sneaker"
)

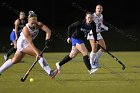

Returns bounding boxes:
[93,59,101,68]
[56,62,61,73]
[91,59,101,69]
[49,69,58,79]
[88,68,98,74]
[3,54,8,61]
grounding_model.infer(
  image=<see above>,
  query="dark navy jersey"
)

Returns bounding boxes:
[14,19,26,31]
[68,20,97,41]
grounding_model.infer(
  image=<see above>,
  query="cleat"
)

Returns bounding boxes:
[3,54,8,61]
[92,65,98,69]
[88,68,98,74]
[49,69,58,79]
[56,62,61,73]
[93,59,101,68]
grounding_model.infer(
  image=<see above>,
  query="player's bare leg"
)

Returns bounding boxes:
[0,51,24,74]
[94,39,106,68]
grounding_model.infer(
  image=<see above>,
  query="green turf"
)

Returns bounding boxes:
[0,52,140,93]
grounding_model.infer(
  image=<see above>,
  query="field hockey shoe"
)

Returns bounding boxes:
[3,54,8,61]
[49,69,58,79]
[88,68,98,74]
[56,62,61,73]
[93,59,101,68]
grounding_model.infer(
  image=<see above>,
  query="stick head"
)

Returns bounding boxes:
[122,65,126,70]
[21,78,25,82]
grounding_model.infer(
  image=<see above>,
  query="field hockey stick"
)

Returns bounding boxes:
[98,44,126,70]
[21,46,48,82]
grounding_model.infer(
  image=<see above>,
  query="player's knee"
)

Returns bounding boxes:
[69,53,76,58]
[69,51,78,58]
[91,46,98,53]
[81,52,88,56]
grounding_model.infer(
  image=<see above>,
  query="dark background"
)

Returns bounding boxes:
[0,0,139,52]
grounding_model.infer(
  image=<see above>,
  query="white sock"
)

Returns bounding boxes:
[95,49,103,62]
[38,57,52,75]
[0,59,13,74]
[90,51,96,68]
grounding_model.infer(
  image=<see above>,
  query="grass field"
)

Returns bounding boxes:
[0,52,140,93]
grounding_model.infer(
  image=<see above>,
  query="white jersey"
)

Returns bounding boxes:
[93,13,108,32]
[20,23,39,40]
[87,13,104,40]
[87,13,108,40]
[93,13,103,32]
[17,23,39,52]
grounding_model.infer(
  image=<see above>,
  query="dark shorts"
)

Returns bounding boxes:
[71,38,84,46]
[10,31,21,42]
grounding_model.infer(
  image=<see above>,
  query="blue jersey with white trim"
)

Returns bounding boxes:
[13,19,26,32]
[68,20,97,41]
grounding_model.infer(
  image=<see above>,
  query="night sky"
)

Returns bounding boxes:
[0,0,139,51]
[0,0,140,28]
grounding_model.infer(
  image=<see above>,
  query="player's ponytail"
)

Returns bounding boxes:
[28,10,37,20]
[28,11,35,15]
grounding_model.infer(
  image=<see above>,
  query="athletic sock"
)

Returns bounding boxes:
[83,55,91,70]
[38,57,52,75]
[0,59,13,74]
[59,55,72,66]
[95,49,103,62]
[6,47,16,57]
[90,51,96,67]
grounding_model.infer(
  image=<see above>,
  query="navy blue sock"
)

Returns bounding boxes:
[59,55,72,66]
[83,55,91,70]
[6,47,16,57]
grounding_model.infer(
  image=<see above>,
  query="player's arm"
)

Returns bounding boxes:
[37,22,51,40]
[100,16,108,31]
[22,27,39,55]
[67,20,82,43]
[37,22,51,47]
[101,23,108,31]
[67,20,82,38]
[14,19,20,40]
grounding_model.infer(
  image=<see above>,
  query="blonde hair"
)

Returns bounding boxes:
[86,11,93,16]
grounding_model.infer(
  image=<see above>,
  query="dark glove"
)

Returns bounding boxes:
[45,39,51,47]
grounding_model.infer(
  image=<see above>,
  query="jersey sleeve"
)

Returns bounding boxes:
[100,14,108,31]
[67,21,82,38]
